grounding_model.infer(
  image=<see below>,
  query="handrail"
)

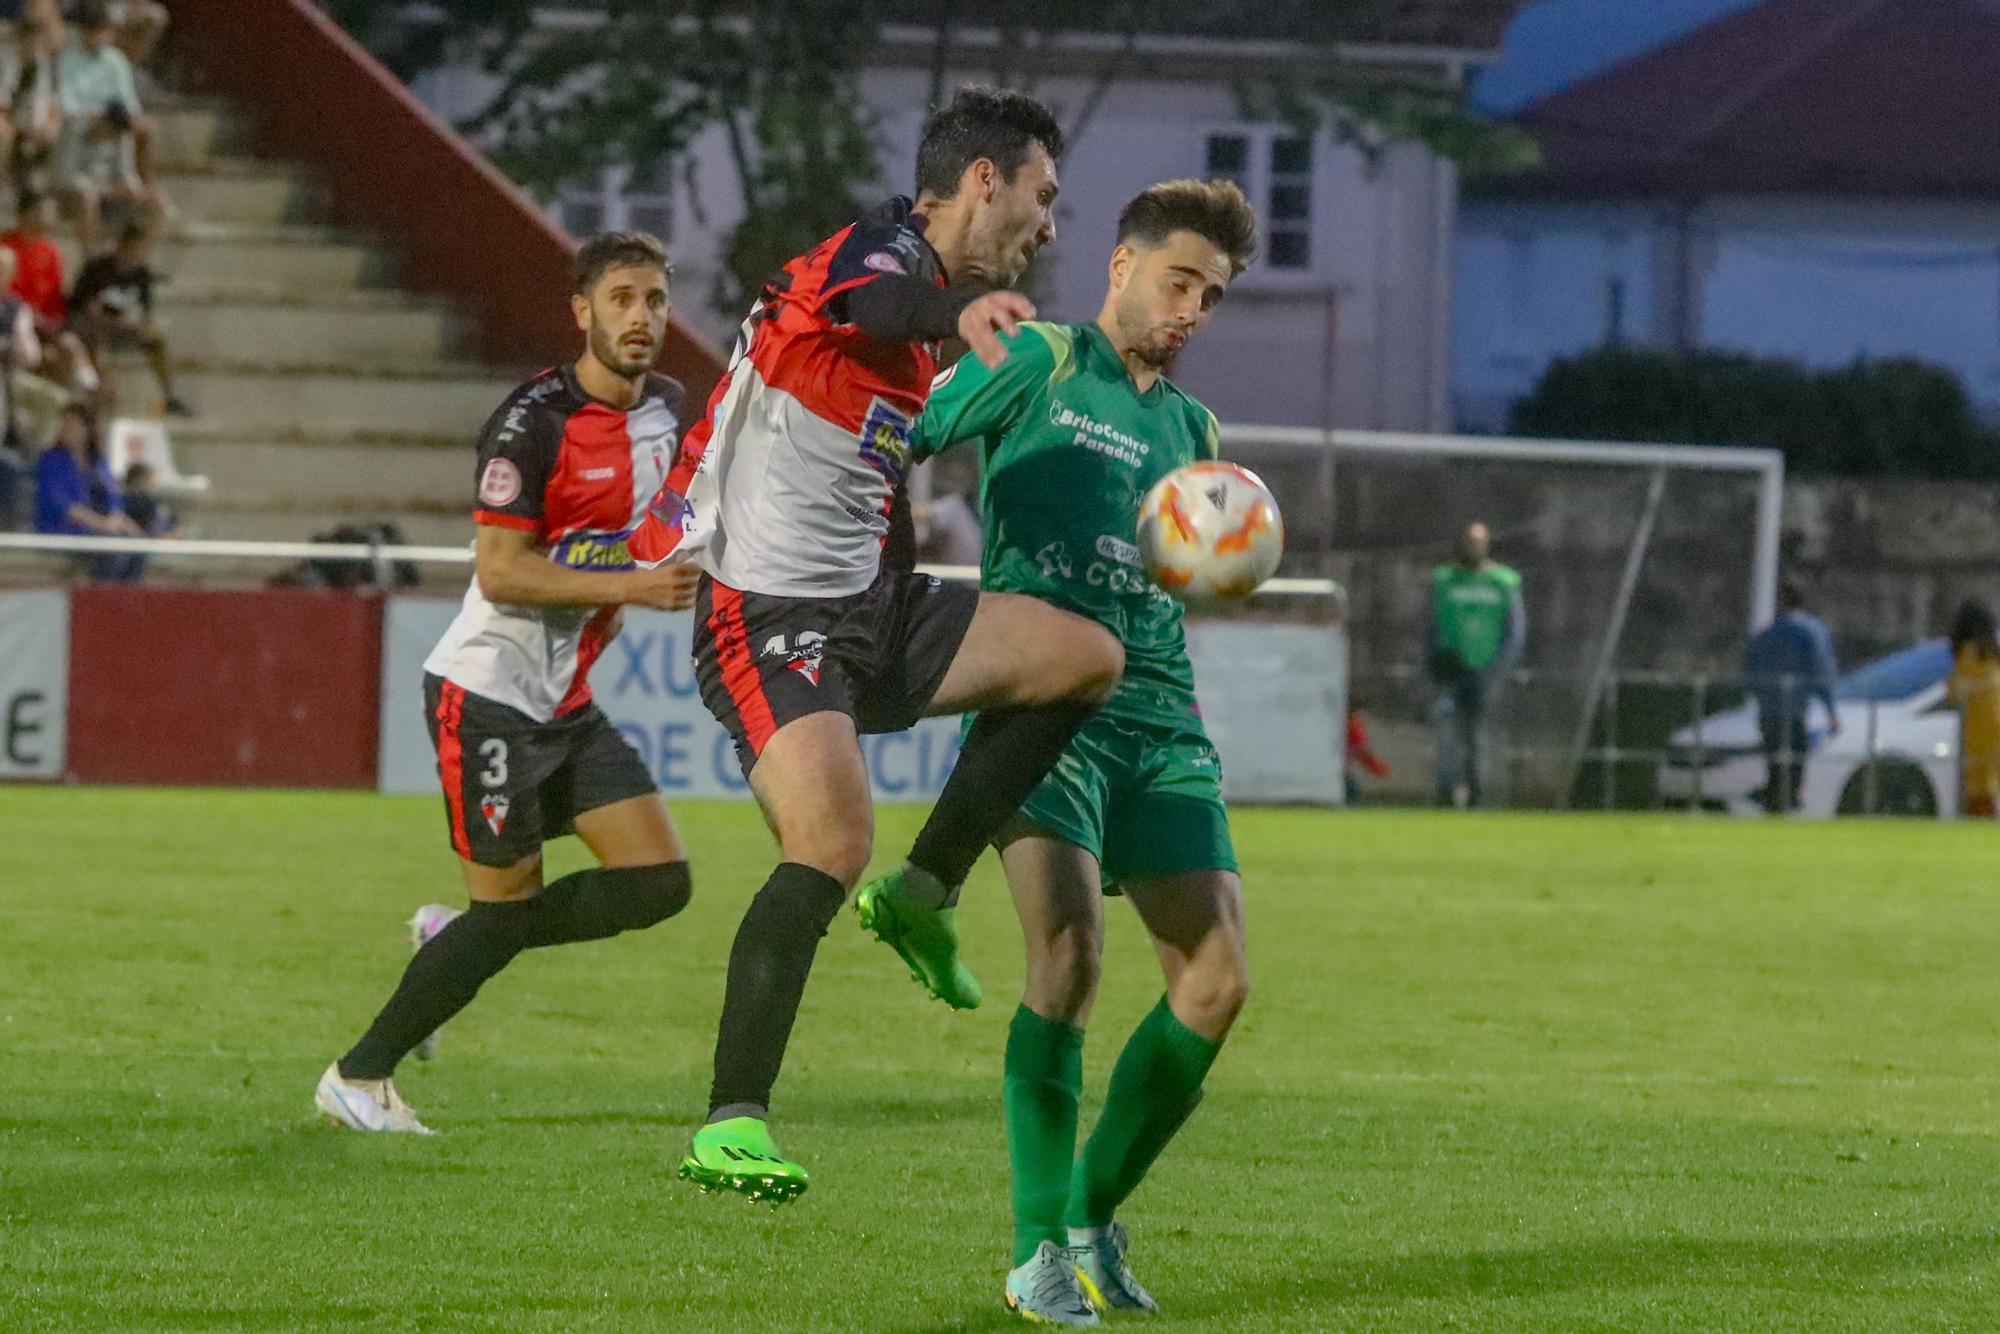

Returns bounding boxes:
[0,532,1343,597]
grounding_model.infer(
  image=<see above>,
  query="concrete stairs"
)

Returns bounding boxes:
[82,94,527,573]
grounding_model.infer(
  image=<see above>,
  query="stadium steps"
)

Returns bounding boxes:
[75,89,542,562]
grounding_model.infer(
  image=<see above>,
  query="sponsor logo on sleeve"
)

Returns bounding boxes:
[479,457,523,507]
[863,250,908,275]
[859,397,915,483]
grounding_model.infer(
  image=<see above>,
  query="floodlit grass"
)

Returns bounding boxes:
[3,790,1999,1329]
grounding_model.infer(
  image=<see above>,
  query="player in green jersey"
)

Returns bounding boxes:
[858,179,1261,1324]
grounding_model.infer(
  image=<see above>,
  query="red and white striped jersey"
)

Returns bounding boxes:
[425,365,687,721]
[629,197,945,596]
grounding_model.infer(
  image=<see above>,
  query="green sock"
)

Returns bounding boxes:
[1005,1004,1085,1265]
[1067,996,1222,1230]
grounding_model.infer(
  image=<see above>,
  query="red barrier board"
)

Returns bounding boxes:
[67,587,383,787]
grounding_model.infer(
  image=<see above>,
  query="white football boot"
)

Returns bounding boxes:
[315,1062,434,1134]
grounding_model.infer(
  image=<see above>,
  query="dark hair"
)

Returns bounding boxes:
[1951,598,1998,654]
[571,231,671,297]
[1116,178,1260,277]
[60,404,100,462]
[1778,579,1807,612]
[16,187,47,216]
[915,85,1064,199]
[74,0,114,30]
[117,220,149,247]
[123,460,154,485]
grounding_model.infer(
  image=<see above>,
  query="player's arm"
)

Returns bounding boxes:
[823,220,1034,368]
[468,391,694,610]
[473,525,696,611]
[910,323,1061,460]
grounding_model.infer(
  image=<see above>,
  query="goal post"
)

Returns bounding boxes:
[1216,426,1786,809]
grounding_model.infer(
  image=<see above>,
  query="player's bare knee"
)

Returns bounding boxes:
[1173,953,1249,1034]
[785,828,872,889]
[1029,923,1102,1020]
[1063,624,1124,703]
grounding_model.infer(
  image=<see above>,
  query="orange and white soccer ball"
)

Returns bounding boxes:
[1136,461,1285,605]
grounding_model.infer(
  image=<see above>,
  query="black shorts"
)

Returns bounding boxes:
[424,674,658,867]
[693,569,980,776]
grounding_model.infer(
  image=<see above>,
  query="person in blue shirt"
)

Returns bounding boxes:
[1744,580,1841,813]
[34,403,140,575]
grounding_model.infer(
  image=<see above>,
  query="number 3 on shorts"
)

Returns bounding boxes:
[479,738,509,788]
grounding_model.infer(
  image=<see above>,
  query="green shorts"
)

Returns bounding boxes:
[1012,712,1237,890]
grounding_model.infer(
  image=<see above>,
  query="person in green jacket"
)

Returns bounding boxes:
[1428,521,1526,807]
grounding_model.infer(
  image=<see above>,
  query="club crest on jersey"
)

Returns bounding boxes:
[859,397,915,484]
[761,630,827,686]
[479,457,522,507]
[480,794,511,836]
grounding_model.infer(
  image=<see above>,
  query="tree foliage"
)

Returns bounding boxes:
[332,1,1532,315]
[1508,347,2000,479]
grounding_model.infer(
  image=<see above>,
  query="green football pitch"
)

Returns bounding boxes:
[5,789,2000,1331]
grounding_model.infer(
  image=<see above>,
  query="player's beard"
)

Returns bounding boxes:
[1114,297,1181,372]
[589,320,651,381]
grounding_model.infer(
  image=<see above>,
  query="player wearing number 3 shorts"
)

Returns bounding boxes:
[314,233,703,1134]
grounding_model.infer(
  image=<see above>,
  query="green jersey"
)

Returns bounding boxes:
[1430,561,1524,673]
[912,321,1220,728]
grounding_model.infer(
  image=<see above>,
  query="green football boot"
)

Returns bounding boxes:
[854,866,983,1010]
[677,1116,809,1206]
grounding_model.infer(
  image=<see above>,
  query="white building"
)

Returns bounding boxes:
[409,9,1516,432]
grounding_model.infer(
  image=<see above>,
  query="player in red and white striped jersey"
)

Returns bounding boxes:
[315,233,702,1134]
[634,88,1127,1202]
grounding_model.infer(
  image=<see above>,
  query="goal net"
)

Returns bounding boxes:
[1216,426,1783,810]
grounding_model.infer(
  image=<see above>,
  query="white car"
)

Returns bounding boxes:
[1656,640,1960,818]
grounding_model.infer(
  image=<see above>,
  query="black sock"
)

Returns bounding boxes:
[338,863,690,1080]
[908,703,1095,891]
[707,862,847,1118]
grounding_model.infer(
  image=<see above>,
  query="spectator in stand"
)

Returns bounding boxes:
[53,0,162,255]
[91,455,171,579]
[71,219,186,414]
[61,0,161,65]
[35,401,140,579]
[1744,580,1840,815]
[13,0,70,180]
[1948,598,2000,820]
[5,187,99,398]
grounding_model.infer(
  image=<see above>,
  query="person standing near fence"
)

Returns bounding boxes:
[1427,521,1526,808]
[1744,580,1840,815]
[1948,599,2000,819]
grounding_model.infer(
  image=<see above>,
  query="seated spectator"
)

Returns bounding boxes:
[0,243,67,448]
[4,186,99,396]
[12,0,69,180]
[53,0,161,255]
[93,454,169,578]
[60,0,161,66]
[35,401,140,577]
[71,219,184,414]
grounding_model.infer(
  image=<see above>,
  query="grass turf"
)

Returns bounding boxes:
[3,789,2000,1330]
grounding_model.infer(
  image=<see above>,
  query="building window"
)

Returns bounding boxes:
[1204,129,1314,272]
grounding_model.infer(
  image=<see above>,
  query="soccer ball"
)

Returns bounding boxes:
[1136,461,1285,605]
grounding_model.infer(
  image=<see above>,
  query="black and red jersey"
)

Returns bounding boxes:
[426,364,687,721]
[629,196,947,597]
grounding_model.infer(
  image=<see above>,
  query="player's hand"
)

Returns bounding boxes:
[623,561,700,612]
[957,291,1036,369]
